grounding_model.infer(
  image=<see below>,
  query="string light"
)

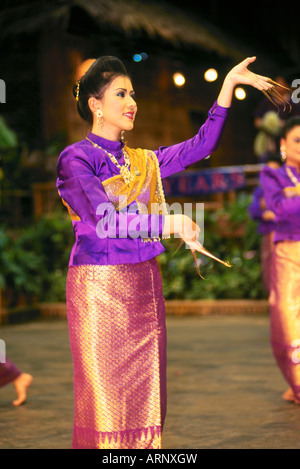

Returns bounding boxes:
[204,68,218,82]
[235,87,246,100]
[173,72,185,87]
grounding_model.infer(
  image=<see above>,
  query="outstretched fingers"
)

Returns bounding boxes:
[253,75,274,91]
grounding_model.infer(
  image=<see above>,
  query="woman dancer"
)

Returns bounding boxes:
[261,116,300,405]
[0,357,33,406]
[57,56,276,449]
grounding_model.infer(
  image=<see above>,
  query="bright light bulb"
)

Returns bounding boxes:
[173,72,185,87]
[204,68,218,82]
[235,87,246,100]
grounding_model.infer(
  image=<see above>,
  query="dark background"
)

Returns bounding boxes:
[1,0,300,163]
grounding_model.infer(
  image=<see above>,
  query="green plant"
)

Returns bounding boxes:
[0,116,18,148]
[0,212,74,305]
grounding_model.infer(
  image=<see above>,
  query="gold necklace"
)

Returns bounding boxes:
[86,137,134,185]
[286,166,300,194]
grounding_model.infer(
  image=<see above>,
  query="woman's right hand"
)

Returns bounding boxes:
[162,214,231,271]
[163,214,200,247]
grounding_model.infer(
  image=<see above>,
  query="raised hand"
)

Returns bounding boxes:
[217,56,291,110]
[225,57,273,91]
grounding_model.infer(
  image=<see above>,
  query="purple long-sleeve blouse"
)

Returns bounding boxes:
[56,101,230,266]
[248,186,276,235]
[260,165,300,242]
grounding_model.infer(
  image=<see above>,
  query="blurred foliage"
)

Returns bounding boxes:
[44,132,67,157]
[0,193,266,305]
[0,212,74,305]
[0,116,18,148]
[0,116,57,192]
[0,115,23,189]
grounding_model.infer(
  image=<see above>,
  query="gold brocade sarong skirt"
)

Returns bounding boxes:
[66,258,167,449]
[269,241,300,402]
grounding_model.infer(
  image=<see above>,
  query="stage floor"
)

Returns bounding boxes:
[0,315,299,449]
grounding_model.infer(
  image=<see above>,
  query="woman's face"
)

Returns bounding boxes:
[99,75,137,140]
[282,126,300,168]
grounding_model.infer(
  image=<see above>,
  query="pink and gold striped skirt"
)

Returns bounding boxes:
[269,241,300,402]
[66,257,166,449]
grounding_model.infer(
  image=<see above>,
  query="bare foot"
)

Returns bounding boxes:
[282,388,295,402]
[282,388,300,405]
[13,373,33,406]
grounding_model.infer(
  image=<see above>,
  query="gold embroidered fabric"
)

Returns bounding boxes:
[269,241,300,401]
[66,258,167,449]
[102,147,169,241]
[102,146,168,217]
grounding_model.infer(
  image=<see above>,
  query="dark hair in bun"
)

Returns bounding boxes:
[73,56,129,124]
[281,116,300,138]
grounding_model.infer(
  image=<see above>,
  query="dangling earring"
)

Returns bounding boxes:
[280,146,287,162]
[96,109,104,133]
[120,130,125,142]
